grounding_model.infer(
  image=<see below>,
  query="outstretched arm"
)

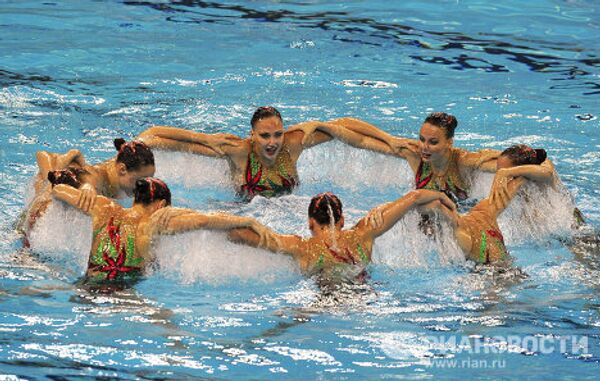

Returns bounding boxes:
[228,223,303,257]
[332,117,420,160]
[153,208,277,247]
[357,189,456,239]
[286,120,402,156]
[138,126,242,157]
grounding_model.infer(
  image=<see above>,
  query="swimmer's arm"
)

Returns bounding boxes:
[496,160,556,184]
[138,126,241,157]
[286,121,398,156]
[51,184,114,216]
[331,117,420,160]
[228,227,303,257]
[154,209,276,247]
[488,176,527,216]
[459,149,501,172]
[421,199,460,228]
[357,189,456,239]
[36,149,85,177]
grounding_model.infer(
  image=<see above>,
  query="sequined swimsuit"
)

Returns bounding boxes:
[240,146,298,199]
[415,148,468,202]
[86,216,143,283]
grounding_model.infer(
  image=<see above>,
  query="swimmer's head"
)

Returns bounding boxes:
[419,112,457,163]
[250,106,284,163]
[134,177,171,207]
[114,138,156,196]
[308,192,344,230]
[498,144,547,169]
[47,167,86,189]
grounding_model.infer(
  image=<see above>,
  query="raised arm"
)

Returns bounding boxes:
[487,176,527,216]
[357,189,456,239]
[138,126,242,157]
[36,149,85,178]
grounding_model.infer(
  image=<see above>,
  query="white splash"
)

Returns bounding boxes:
[298,141,412,191]
[152,230,298,284]
[373,210,465,268]
[499,182,576,245]
[27,202,92,274]
[153,150,233,191]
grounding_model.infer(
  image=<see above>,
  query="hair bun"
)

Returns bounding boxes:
[535,149,547,164]
[114,138,127,151]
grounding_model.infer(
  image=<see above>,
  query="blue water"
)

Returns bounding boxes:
[1,0,599,379]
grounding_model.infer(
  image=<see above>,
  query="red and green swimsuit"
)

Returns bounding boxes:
[415,155,468,202]
[87,217,143,282]
[240,147,298,199]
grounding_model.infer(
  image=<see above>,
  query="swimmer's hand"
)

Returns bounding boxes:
[287,121,321,145]
[475,149,500,167]
[77,183,97,213]
[366,205,386,229]
[248,220,280,248]
[391,139,419,155]
[490,169,513,209]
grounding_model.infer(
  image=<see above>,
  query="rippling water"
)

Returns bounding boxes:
[1,0,599,379]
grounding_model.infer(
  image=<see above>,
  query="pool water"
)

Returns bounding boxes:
[1,0,599,379]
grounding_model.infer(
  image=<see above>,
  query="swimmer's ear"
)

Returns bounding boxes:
[117,162,128,176]
[157,199,167,209]
[339,216,345,229]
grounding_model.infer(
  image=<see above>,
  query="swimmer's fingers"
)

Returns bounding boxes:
[394,140,419,154]
[77,185,97,213]
[476,149,500,165]
[366,207,384,229]
[439,194,457,212]
[490,178,510,209]
[289,122,319,145]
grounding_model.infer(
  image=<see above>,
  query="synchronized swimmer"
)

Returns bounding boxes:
[19,106,588,287]
[137,106,392,199]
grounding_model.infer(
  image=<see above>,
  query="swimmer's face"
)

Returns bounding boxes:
[119,164,156,196]
[418,123,452,163]
[496,155,515,169]
[251,116,285,163]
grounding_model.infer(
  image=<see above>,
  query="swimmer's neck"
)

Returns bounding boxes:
[430,150,452,173]
[130,202,158,217]
[103,160,121,196]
